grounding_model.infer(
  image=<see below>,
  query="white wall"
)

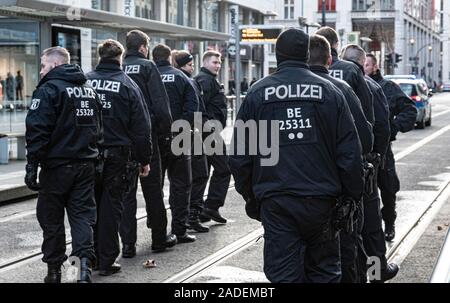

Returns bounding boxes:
[443,0,450,83]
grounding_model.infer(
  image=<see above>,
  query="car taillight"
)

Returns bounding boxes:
[411,95,422,102]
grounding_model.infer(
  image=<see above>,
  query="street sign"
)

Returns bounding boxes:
[239,26,283,45]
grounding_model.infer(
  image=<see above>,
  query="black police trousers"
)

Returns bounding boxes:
[160,143,192,236]
[120,136,168,246]
[190,154,209,216]
[260,196,340,283]
[359,166,388,283]
[339,202,365,283]
[94,150,130,270]
[196,142,231,210]
[377,144,400,226]
[36,161,96,266]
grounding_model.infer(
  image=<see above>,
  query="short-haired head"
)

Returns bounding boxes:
[40,47,71,78]
[202,50,222,75]
[315,26,339,50]
[341,44,366,66]
[98,39,124,63]
[308,34,332,67]
[152,44,172,62]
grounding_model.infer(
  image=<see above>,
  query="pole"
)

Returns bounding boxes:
[235,22,242,114]
[322,0,326,26]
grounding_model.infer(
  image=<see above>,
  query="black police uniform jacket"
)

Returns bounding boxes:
[86,60,152,166]
[329,49,375,126]
[25,64,103,167]
[310,65,373,155]
[181,69,208,123]
[365,76,391,156]
[123,50,173,138]
[155,60,199,125]
[194,67,227,128]
[229,61,364,202]
[371,70,417,142]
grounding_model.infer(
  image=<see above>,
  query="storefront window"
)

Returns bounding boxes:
[90,29,117,69]
[0,20,39,133]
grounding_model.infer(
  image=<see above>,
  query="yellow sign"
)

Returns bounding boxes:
[240,27,282,44]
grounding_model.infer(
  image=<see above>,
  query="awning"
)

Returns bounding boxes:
[0,0,231,41]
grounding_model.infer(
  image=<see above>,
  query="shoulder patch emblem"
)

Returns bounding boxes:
[30,99,40,110]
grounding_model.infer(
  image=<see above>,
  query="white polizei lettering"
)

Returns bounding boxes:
[125,65,140,74]
[66,87,96,99]
[330,70,344,80]
[265,84,322,101]
[161,74,175,82]
[300,84,310,98]
[265,87,276,100]
[311,85,322,99]
[288,84,297,98]
[276,85,288,99]
[87,80,121,93]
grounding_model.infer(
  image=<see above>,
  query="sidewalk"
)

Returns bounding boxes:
[0,159,33,203]
[0,125,235,203]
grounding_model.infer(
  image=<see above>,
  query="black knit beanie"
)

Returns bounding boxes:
[276,28,310,64]
[176,53,193,68]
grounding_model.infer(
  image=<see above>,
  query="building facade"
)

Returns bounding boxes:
[267,0,444,86]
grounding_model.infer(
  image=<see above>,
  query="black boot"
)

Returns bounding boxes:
[188,210,210,233]
[78,258,93,283]
[44,264,61,283]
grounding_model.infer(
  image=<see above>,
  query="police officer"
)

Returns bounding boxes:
[342,45,400,282]
[194,51,231,224]
[172,50,210,233]
[308,35,372,283]
[86,39,152,276]
[365,54,417,242]
[121,30,176,255]
[230,29,364,283]
[25,47,102,283]
[316,27,374,126]
[153,44,199,243]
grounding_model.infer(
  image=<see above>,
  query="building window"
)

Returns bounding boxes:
[318,0,336,12]
[352,0,395,11]
[135,0,155,19]
[284,0,294,19]
[167,0,178,24]
[201,0,219,31]
[91,0,110,11]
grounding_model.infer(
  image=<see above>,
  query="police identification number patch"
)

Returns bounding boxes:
[74,100,96,126]
[30,99,40,110]
[274,104,317,146]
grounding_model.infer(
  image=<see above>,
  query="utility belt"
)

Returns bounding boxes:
[332,196,359,235]
[101,146,132,161]
[96,146,138,194]
[363,152,382,195]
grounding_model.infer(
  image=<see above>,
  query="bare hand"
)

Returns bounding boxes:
[139,164,150,177]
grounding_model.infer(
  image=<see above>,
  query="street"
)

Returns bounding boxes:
[0,93,449,283]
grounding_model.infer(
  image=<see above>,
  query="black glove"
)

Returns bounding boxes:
[245,197,261,222]
[25,163,41,191]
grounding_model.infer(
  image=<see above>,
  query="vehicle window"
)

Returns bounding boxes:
[399,83,416,96]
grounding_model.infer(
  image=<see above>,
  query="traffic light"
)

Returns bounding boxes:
[395,53,403,63]
[385,53,393,66]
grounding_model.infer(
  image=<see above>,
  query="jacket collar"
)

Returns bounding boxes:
[155,60,171,67]
[276,60,310,71]
[96,59,122,71]
[125,49,147,59]
[309,65,329,75]
[200,67,217,78]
